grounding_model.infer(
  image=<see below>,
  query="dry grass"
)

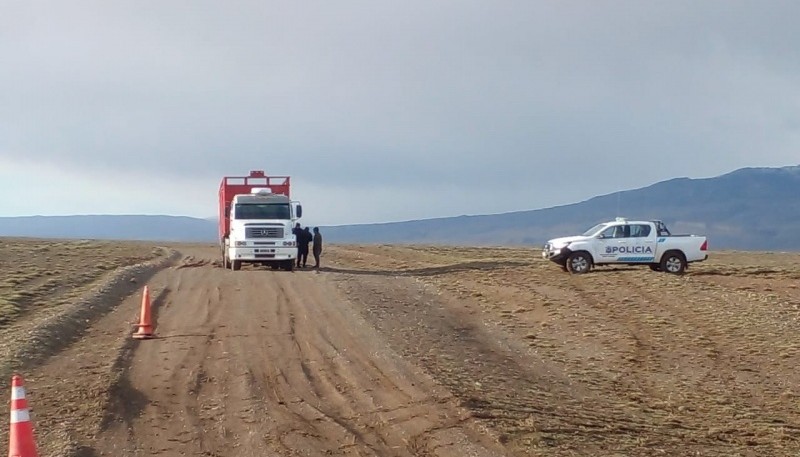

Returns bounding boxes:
[0,238,162,327]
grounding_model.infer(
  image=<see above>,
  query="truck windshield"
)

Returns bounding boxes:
[234,204,291,220]
[582,223,608,236]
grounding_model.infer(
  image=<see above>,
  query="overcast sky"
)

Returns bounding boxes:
[1,1,798,226]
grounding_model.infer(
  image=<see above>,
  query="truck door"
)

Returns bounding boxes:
[628,224,656,262]
[595,224,631,263]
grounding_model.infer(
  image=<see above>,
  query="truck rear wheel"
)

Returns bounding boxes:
[660,251,686,275]
[566,252,592,274]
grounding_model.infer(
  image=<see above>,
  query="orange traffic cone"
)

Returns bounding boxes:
[132,286,155,339]
[8,374,38,457]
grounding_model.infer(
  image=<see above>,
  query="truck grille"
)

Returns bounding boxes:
[245,225,284,239]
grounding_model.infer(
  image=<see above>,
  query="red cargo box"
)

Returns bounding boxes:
[218,170,291,241]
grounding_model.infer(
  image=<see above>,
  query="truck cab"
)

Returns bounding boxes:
[542,218,708,275]
[219,171,302,271]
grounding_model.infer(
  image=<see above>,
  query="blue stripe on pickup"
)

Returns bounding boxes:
[617,257,655,262]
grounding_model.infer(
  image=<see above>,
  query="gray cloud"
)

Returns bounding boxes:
[1,1,799,224]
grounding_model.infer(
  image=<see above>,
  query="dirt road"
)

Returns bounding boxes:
[5,243,800,456]
[22,247,504,457]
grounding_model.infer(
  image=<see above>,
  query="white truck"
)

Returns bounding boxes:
[542,218,708,274]
[219,171,303,271]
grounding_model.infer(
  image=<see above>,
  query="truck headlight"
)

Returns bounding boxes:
[235,241,247,247]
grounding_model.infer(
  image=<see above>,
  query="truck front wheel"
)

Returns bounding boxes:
[566,252,592,274]
[231,259,242,271]
[660,252,686,275]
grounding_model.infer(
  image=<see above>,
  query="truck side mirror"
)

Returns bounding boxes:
[296,205,303,218]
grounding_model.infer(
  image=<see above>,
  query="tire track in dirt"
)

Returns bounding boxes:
[333,270,673,455]
[325,245,800,456]
[85,247,504,457]
[237,274,500,456]
[488,268,800,452]
[328,248,674,452]
[92,262,229,456]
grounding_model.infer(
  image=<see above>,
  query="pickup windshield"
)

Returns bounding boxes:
[234,203,291,220]
[582,223,608,237]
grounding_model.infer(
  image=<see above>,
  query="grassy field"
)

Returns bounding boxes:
[0,238,163,327]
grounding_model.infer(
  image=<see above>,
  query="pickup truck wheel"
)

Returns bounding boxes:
[660,252,686,274]
[566,252,592,274]
[231,259,242,271]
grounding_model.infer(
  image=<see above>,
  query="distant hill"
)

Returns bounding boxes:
[323,165,800,251]
[0,215,217,242]
[1,165,798,250]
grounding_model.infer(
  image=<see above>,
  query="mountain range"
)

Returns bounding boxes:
[1,165,798,250]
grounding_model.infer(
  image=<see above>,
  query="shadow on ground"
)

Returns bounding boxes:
[321,260,533,277]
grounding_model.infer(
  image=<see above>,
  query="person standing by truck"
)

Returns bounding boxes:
[296,226,311,268]
[302,227,313,267]
[312,227,323,269]
[292,223,303,266]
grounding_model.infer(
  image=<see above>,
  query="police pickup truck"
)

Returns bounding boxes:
[542,218,708,274]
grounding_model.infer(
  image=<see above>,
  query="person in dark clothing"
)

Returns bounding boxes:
[292,223,303,267]
[298,227,312,268]
[295,225,310,268]
[312,227,323,269]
